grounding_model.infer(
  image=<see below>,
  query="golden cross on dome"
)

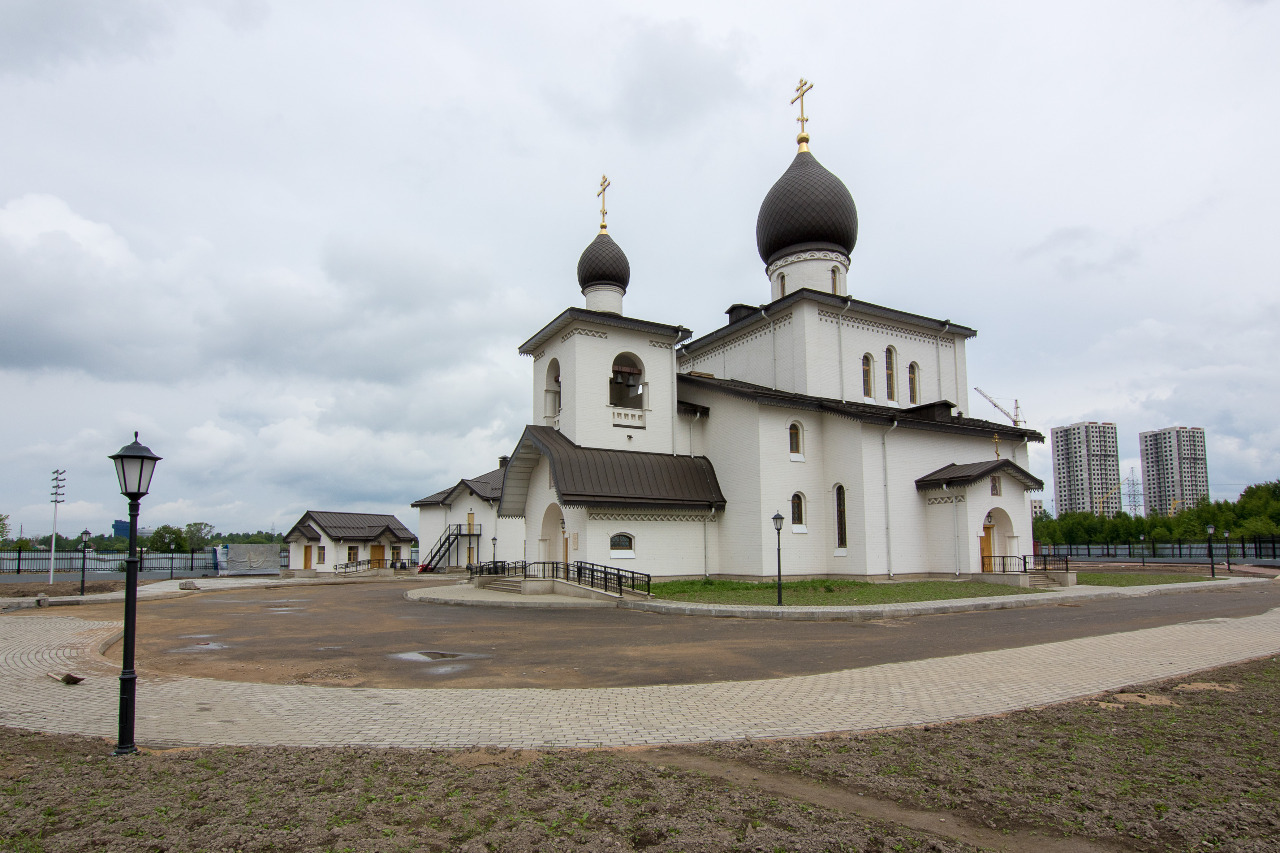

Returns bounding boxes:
[993,432,1001,459]
[597,174,611,233]
[791,78,813,148]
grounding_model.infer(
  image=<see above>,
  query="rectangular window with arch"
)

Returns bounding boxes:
[609,532,635,559]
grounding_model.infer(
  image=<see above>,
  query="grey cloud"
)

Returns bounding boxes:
[1016,226,1140,279]
[0,0,176,75]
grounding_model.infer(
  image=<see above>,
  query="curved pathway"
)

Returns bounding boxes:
[3,595,1280,749]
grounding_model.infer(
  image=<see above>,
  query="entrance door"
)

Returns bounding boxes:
[467,512,475,534]
[563,535,569,565]
[980,525,994,572]
[371,544,385,568]
[303,546,312,571]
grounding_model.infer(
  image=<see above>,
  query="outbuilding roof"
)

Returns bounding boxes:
[411,466,505,507]
[498,425,726,517]
[915,459,1045,492]
[284,511,416,543]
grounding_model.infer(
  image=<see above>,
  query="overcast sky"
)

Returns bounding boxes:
[3,0,1278,539]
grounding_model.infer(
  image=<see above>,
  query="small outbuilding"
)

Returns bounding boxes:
[284,511,416,575]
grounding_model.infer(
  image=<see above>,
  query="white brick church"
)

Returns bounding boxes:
[415,98,1044,580]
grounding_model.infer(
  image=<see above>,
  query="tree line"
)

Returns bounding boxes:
[1034,480,1280,545]
[0,520,285,552]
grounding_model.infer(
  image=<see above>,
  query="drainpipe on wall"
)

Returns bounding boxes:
[703,505,715,578]
[837,297,853,401]
[936,322,950,401]
[882,420,898,578]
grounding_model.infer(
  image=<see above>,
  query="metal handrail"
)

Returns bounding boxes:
[983,554,1071,574]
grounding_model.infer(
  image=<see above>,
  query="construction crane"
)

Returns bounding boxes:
[974,387,1023,427]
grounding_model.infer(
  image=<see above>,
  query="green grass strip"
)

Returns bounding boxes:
[650,577,1037,605]
[1077,572,1217,587]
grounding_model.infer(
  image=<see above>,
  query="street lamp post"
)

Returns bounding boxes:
[1224,530,1231,574]
[80,529,91,595]
[772,512,784,607]
[108,432,161,756]
[1206,524,1216,579]
[492,535,498,569]
[1139,534,1145,568]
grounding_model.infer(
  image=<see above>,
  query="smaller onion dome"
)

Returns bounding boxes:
[755,149,858,265]
[576,232,631,292]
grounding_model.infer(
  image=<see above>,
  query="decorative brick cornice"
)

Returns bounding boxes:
[767,249,849,278]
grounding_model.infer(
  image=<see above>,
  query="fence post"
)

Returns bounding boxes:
[16,546,21,575]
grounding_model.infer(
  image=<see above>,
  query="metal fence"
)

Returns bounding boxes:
[468,559,652,596]
[1036,535,1278,560]
[981,554,1070,574]
[0,547,219,575]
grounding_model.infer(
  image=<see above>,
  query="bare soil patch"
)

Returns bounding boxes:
[683,657,1280,852]
[0,580,163,598]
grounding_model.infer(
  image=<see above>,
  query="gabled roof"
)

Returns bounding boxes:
[498,425,726,517]
[677,374,1045,443]
[518,307,691,356]
[411,466,505,508]
[284,511,417,543]
[679,287,978,358]
[915,459,1045,492]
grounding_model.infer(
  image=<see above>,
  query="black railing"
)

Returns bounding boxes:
[982,554,1071,574]
[469,560,651,595]
[420,523,483,571]
[1036,536,1274,560]
[330,558,415,576]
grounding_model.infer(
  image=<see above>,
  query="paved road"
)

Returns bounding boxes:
[74,581,1280,689]
[1,578,1279,749]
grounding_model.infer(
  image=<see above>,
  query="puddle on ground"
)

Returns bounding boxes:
[179,634,216,639]
[267,607,304,613]
[388,649,490,677]
[317,645,344,651]
[169,642,229,653]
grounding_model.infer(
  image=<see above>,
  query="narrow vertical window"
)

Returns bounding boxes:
[831,266,839,293]
[835,485,847,549]
[862,354,873,398]
[885,347,896,401]
[789,423,801,455]
[779,272,786,294]
[791,493,805,525]
[347,546,358,563]
[908,362,919,404]
[991,476,1002,496]
[317,546,326,564]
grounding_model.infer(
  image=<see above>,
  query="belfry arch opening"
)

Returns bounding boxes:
[610,353,645,409]
[544,358,561,423]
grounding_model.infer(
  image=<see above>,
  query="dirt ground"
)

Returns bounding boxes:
[3,657,1278,852]
[62,580,1280,689]
[0,579,164,598]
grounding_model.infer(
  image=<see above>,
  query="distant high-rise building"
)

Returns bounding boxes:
[1140,426,1208,517]
[1030,499,1045,517]
[1051,422,1121,517]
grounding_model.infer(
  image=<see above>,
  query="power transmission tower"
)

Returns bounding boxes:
[1124,467,1143,517]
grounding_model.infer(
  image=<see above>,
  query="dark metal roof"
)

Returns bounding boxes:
[284,511,416,543]
[498,425,725,517]
[756,149,858,264]
[679,288,977,359]
[518,307,691,355]
[677,374,1045,443]
[411,466,505,507]
[916,459,1045,492]
[576,232,630,292]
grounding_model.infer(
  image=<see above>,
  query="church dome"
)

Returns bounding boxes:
[755,150,858,264]
[576,232,631,292]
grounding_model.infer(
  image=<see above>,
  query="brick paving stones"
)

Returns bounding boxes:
[2,584,1279,749]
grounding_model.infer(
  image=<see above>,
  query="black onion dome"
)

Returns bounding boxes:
[576,232,631,292]
[755,150,858,264]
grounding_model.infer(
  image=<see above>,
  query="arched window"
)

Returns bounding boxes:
[861,354,874,398]
[885,347,897,402]
[835,485,847,549]
[788,422,803,459]
[779,272,786,294]
[908,362,920,404]
[610,353,644,409]
[544,358,562,422]
[831,266,839,293]
[791,492,805,526]
[609,532,635,558]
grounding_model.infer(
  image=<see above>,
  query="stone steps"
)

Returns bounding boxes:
[485,579,523,595]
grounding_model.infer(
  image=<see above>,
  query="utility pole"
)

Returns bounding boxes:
[49,470,66,584]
